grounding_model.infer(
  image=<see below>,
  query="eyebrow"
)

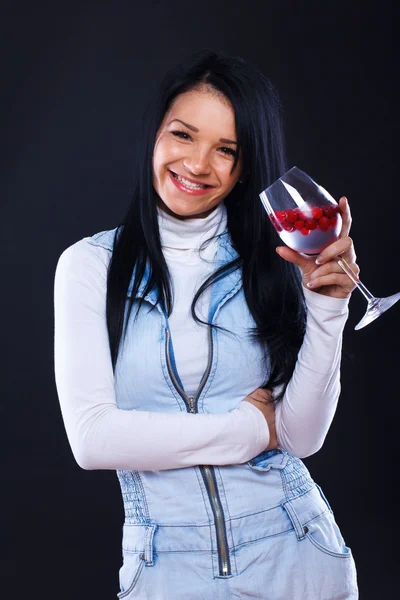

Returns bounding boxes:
[168,119,237,145]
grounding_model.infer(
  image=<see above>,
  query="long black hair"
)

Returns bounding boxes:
[106,49,306,402]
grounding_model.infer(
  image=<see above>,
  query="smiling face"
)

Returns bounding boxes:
[152,87,242,219]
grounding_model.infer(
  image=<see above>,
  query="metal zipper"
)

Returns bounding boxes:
[165,326,232,576]
[200,465,231,576]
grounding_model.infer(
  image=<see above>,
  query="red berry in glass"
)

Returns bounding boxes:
[294,219,305,230]
[305,219,317,230]
[268,201,342,255]
[311,207,323,220]
[275,210,287,222]
[286,210,298,223]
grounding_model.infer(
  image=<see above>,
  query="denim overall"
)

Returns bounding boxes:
[88,229,358,600]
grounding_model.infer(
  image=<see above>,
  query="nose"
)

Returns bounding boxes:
[183,146,212,176]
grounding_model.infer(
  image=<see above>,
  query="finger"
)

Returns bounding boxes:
[311,260,360,279]
[338,196,352,238]
[315,236,356,265]
[249,388,273,403]
[307,272,355,291]
[275,245,314,273]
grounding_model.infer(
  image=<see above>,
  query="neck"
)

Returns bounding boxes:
[157,202,227,250]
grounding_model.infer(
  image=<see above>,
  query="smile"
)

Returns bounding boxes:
[168,171,213,196]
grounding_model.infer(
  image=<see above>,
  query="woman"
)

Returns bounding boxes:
[54,49,359,599]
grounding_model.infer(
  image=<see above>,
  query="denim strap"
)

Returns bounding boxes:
[281,499,307,540]
[144,524,157,566]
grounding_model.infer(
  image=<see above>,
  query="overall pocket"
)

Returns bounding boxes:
[304,510,353,559]
[247,447,289,472]
[117,552,146,598]
[304,484,353,559]
[117,523,157,598]
[282,484,353,560]
[281,486,358,598]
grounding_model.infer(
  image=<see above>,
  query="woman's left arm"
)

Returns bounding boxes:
[274,197,359,457]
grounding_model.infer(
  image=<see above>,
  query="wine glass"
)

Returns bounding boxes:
[259,166,400,330]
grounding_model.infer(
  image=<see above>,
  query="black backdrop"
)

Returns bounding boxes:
[1,1,398,598]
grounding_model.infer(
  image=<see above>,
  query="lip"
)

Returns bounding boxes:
[168,171,214,196]
[170,170,215,187]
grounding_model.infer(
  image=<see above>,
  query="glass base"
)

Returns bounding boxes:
[354,292,400,330]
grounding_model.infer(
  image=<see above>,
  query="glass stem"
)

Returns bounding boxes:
[335,256,375,303]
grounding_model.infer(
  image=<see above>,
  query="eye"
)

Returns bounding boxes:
[219,147,237,157]
[171,130,192,140]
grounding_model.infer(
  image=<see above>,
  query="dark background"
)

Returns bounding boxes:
[1,1,398,598]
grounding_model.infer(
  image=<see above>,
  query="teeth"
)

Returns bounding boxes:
[173,173,207,190]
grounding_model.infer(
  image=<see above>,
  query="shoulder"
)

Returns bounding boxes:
[55,227,119,283]
[86,227,119,252]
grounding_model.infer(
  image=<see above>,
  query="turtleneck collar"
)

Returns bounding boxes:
[157,202,227,250]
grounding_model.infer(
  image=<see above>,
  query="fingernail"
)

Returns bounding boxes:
[307,281,314,288]
[315,256,323,264]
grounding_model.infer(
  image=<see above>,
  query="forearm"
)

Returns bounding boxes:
[56,390,269,471]
[54,240,269,471]
[275,287,349,457]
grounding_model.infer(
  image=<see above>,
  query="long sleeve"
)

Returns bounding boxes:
[53,239,269,471]
[275,287,349,458]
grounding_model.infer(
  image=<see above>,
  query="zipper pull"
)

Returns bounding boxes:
[188,397,196,413]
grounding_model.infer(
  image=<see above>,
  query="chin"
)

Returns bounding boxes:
[158,198,218,220]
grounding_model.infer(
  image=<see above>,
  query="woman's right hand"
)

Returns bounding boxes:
[243,388,278,451]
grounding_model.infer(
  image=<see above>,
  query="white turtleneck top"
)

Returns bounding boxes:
[157,203,228,395]
[54,202,350,471]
